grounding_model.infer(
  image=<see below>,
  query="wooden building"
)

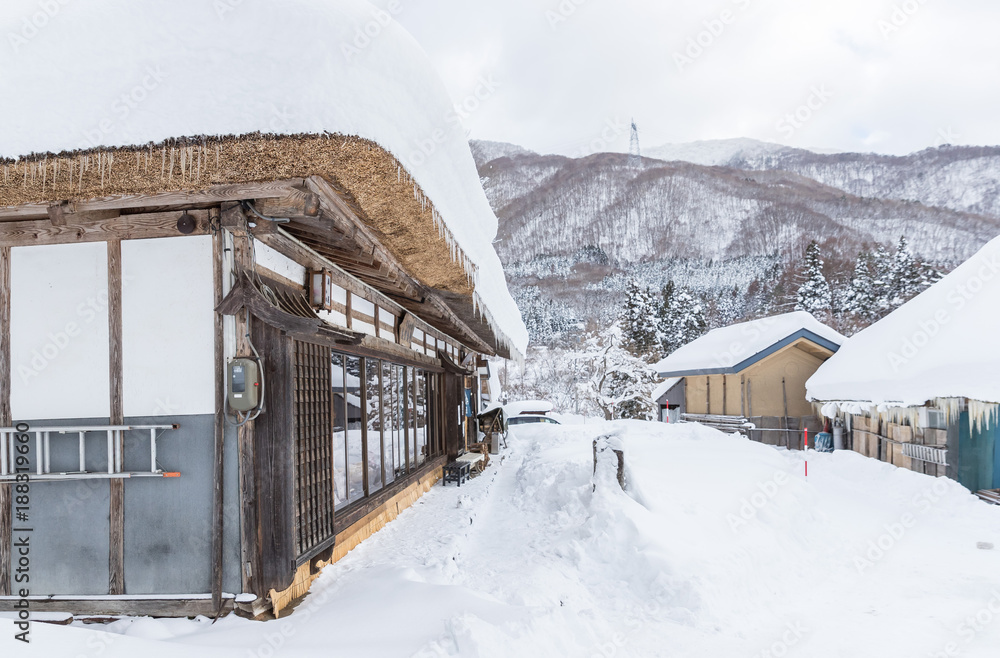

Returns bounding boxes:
[655,312,844,444]
[807,236,1000,497]
[0,4,526,619]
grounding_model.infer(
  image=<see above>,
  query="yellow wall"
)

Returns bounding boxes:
[685,340,827,417]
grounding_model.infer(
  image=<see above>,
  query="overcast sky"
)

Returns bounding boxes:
[390,0,1000,157]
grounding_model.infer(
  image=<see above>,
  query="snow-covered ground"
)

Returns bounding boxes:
[5,421,1000,657]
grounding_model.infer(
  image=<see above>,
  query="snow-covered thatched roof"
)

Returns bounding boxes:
[808,234,1000,408]
[655,312,845,377]
[0,0,527,359]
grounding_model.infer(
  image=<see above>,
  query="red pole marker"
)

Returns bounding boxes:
[804,428,809,451]
[805,461,808,478]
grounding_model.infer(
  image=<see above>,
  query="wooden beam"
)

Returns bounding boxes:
[253,190,321,219]
[211,212,225,614]
[0,246,10,597]
[107,240,125,596]
[230,210,261,598]
[48,201,69,226]
[0,597,236,618]
[251,228,406,318]
[0,209,211,248]
[0,180,307,222]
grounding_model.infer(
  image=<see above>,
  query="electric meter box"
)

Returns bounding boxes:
[228,358,261,412]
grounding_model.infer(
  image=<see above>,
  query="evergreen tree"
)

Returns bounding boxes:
[871,244,893,314]
[842,251,879,326]
[657,282,707,356]
[890,236,927,304]
[795,241,832,316]
[619,281,659,358]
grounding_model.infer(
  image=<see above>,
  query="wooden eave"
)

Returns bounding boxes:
[0,177,502,356]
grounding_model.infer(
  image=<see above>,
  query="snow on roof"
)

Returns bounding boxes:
[651,377,682,403]
[807,235,1000,407]
[0,0,527,359]
[503,400,554,416]
[655,311,845,376]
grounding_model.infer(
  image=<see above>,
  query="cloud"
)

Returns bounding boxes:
[391,0,1000,156]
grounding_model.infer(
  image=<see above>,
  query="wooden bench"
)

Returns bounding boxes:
[442,461,471,487]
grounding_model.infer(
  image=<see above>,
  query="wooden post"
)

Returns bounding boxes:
[227,205,260,598]
[740,375,746,418]
[360,357,370,498]
[0,246,11,596]
[706,376,711,415]
[211,216,226,613]
[108,240,125,596]
[747,379,753,441]
[782,377,789,449]
[722,376,727,417]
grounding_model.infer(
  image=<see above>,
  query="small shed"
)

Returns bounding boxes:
[655,312,845,445]
[808,235,1000,495]
[652,377,685,423]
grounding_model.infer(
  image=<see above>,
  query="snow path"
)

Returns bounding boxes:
[4,420,1000,657]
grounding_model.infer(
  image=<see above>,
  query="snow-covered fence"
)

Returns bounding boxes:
[593,435,625,491]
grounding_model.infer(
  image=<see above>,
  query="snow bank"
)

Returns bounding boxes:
[808,234,1000,407]
[0,0,527,358]
[655,311,845,375]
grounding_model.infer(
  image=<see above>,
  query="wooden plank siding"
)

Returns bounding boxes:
[251,319,297,594]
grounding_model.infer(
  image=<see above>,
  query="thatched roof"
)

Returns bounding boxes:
[0,133,517,358]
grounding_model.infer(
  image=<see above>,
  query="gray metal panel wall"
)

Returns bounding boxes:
[10,417,112,595]
[122,414,214,595]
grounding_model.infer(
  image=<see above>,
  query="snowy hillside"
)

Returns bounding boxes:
[471,139,1000,346]
[7,421,999,656]
[644,137,808,167]
[734,145,1000,219]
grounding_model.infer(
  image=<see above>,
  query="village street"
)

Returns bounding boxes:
[5,420,1000,657]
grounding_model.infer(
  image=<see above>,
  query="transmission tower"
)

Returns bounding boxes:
[628,119,641,167]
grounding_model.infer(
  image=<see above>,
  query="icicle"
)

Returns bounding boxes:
[161,148,166,180]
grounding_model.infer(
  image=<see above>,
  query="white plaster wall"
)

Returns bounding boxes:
[122,236,215,417]
[255,240,305,285]
[10,242,111,421]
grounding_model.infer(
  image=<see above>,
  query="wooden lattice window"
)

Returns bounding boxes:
[293,340,335,557]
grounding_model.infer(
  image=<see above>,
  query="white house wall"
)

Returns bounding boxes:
[122,236,215,417]
[255,239,306,285]
[10,241,111,421]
